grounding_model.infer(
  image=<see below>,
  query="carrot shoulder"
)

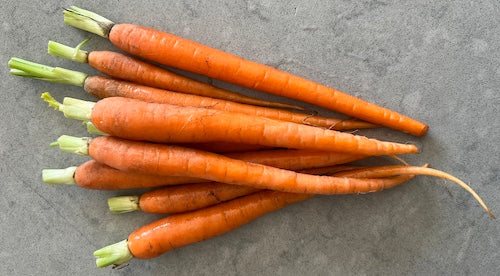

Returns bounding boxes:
[63,6,428,136]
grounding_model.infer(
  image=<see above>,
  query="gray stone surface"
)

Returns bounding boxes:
[1,0,499,274]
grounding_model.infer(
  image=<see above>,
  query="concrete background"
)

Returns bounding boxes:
[1,0,499,274]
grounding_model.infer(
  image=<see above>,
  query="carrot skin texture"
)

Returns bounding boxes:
[138,182,260,214]
[87,51,300,110]
[128,190,312,259]
[74,160,200,190]
[91,97,418,156]
[89,136,403,194]
[108,24,428,136]
[137,170,413,214]
[83,76,377,130]
[75,149,365,190]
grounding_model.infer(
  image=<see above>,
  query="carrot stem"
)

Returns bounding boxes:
[108,196,140,214]
[42,167,77,185]
[63,6,114,38]
[50,135,91,155]
[41,92,93,121]
[8,57,87,86]
[84,121,107,135]
[94,240,133,268]
[48,39,89,63]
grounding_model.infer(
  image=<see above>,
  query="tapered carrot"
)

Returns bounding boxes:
[109,182,261,214]
[63,6,428,136]
[43,149,366,190]
[94,191,312,267]
[108,165,416,214]
[9,58,377,131]
[52,135,492,217]
[47,40,302,110]
[43,94,418,156]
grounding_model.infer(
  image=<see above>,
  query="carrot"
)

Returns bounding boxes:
[94,190,312,267]
[43,149,366,190]
[52,135,492,217]
[43,94,418,156]
[108,165,416,214]
[176,142,269,153]
[47,40,302,110]
[9,58,377,131]
[64,6,428,136]
[109,182,261,214]
[83,76,377,130]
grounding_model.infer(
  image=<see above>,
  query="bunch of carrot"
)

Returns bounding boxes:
[8,6,493,269]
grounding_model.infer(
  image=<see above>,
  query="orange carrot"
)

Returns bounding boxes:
[45,95,418,156]
[94,191,312,267]
[64,6,428,136]
[109,165,415,214]
[43,149,366,190]
[9,58,376,131]
[109,182,261,214]
[49,41,303,110]
[50,135,404,194]
[83,76,377,130]
[176,142,269,153]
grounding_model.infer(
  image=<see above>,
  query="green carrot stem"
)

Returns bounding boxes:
[94,240,133,268]
[108,196,140,214]
[50,135,91,156]
[42,167,77,185]
[64,6,115,38]
[8,57,87,86]
[48,39,89,63]
[84,121,108,136]
[41,92,93,121]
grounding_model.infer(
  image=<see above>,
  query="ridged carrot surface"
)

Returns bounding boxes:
[107,24,428,136]
[91,97,418,156]
[89,136,407,194]
[84,76,376,130]
[74,149,366,190]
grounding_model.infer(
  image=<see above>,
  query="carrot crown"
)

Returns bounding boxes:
[48,39,89,63]
[9,58,88,87]
[94,240,133,268]
[64,6,114,38]
[108,196,140,214]
[41,92,94,121]
[50,135,91,156]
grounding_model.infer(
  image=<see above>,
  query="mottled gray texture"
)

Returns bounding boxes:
[1,0,499,274]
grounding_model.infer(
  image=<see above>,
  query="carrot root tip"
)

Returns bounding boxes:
[94,240,133,268]
[108,196,140,214]
[42,167,77,185]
